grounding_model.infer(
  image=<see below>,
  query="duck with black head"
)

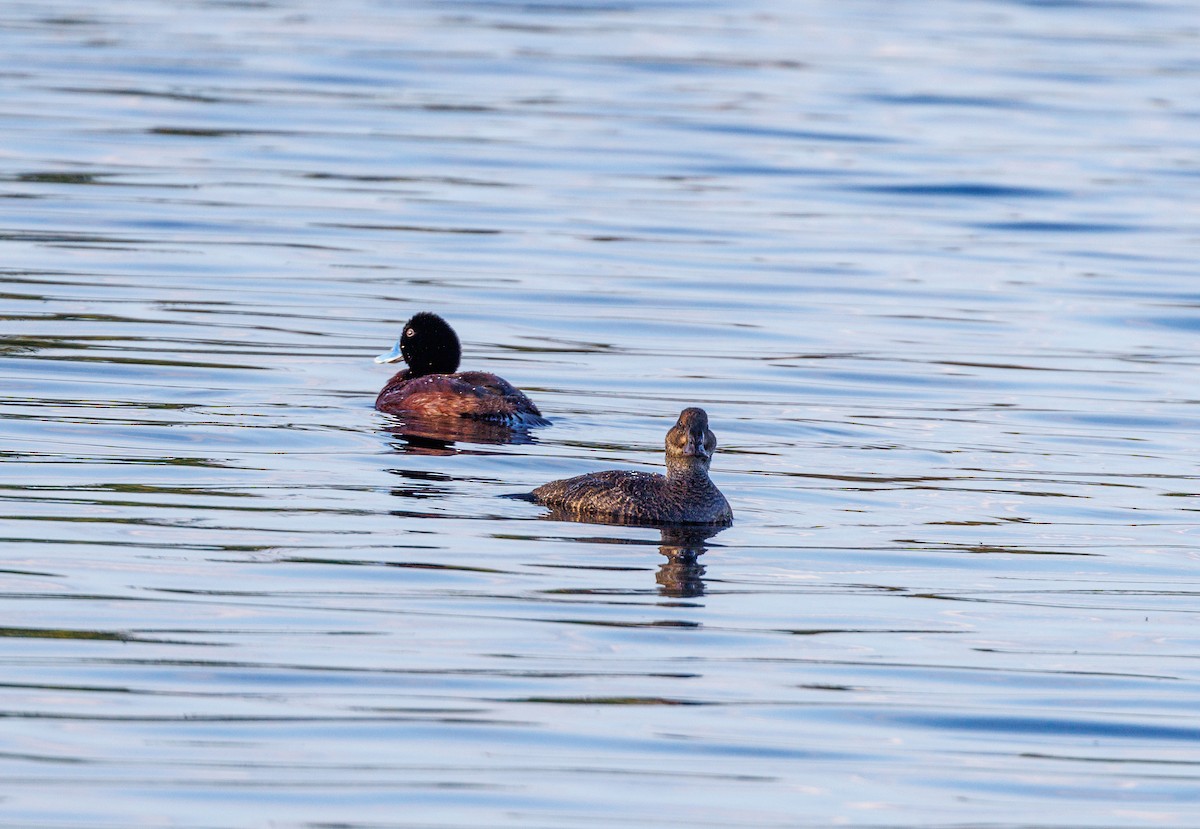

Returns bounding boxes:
[375,312,549,427]
[530,407,732,526]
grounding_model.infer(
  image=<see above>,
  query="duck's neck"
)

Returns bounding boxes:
[408,363,454,379]
[380,367,413,394]
[665,455,712,484]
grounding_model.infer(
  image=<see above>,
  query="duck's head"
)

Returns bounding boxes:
[375,312,462,376]
[666,407,718,463]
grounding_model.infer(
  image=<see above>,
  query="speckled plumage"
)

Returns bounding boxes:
[532,408,732,526]
[374,313,548,426]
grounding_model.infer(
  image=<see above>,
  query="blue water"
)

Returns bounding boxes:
[2,0,1199,826]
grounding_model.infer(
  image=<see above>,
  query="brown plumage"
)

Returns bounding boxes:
[374,312,548,426]
[531,407,732,526]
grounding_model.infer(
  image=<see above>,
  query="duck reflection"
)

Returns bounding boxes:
[534,511,725,598]
[382,416,539,456]
[655,526,723,598]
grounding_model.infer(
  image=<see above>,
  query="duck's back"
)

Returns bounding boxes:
[532,469,731,525]
[376,370,547,425]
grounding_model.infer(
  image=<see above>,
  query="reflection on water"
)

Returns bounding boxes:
[655,526,720,599]
[383,416,540,456]
[2,0,1200,827]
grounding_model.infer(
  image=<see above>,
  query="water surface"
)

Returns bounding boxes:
[2,0,1200,826]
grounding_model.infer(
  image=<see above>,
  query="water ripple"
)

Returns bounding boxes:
[2,0,1199,826]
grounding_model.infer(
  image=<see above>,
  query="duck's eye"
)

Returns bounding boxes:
[405,327,415,338]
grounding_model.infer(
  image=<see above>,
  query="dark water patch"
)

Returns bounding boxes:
[316,222,503,235]
[0,568,60,577]
[852,183,1066,199]
[51,85,235,103]
[678,121,894,144]
[1129,314,1200,333]
[693,162,842,178]
[906,591,1200,613]
[302,172,513,188]
[509,696,710,705]
[3,454,244,470]
[403,101,497,113]
[20,353,269,370]
[546,618,702,629]
[0,494,375,518]
[280,556,510,574]
[779,628,961,636]
[599,55,787,75]
[147,127,281,138]
[7,484,249,498]
[0,712,519,723]
[974,220,1142,233]
[818,369,979,390]
[0,539,274,553]
[1021,751,1200,767]
[1058,249,1178,265]
[899,542,1098,556]
[0,230,149,245]
[0,627,205,646]
[896,713,1200,743]
[1006,68,1120,85]
[864,93,1034,109]
[6,172,113,186]
[872,312,1006,326]
[932,359,1078,372]
[4,514,303,532]
[6,656,701,682]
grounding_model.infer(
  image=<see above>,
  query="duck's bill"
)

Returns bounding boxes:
[374,341,404,364]
[682,436,712,459]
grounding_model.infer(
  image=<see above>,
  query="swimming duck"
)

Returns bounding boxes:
[375,312,549,426]
[531,407,732,526]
